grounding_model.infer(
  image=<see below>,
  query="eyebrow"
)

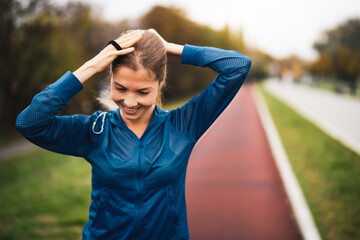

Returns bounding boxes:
[113,82,152,91]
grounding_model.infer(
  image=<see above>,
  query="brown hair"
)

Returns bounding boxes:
[98,30,167,110]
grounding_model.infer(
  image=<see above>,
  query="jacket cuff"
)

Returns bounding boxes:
[181,44,205,67]
[51,71,84,103]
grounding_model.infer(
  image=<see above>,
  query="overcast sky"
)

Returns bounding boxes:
[55,0,360,60]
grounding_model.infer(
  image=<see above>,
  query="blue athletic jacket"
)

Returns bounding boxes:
[16,45,251,240]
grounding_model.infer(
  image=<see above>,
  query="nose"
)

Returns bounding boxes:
[123,96,137,108]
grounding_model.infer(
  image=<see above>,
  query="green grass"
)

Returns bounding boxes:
[0,149,91,240]
[260,86,360,240]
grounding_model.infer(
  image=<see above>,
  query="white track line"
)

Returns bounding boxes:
[252,85,322,240]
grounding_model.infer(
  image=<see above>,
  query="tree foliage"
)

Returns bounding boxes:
[1,1,268,139]
[1,0,119,137]
[311,18,360,91]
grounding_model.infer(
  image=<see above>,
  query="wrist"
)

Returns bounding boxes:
[73,61,98,84]
[167,43,184,56]
[85,60,100,74]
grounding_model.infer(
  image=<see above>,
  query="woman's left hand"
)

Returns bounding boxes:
[148,28,184,56]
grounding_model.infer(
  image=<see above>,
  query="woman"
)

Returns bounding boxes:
[16,29,251,240]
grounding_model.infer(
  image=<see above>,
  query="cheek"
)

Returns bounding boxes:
[140,93,157,106]
[111,89,123,102]
[138,87,159,106]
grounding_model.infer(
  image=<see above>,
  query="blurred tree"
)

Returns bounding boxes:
[312,18,360,93]
[1,3,270,141]
[278,55,305,82]
[0,0,127,140]
[246,48,273,81]
[309,52,334,78]
[0,0,51,139]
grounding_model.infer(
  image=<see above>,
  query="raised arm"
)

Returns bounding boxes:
[170,44,252,141]
[15,30,144,157]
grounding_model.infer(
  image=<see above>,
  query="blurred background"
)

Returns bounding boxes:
[1,0,360,239]
[1,0,360,143]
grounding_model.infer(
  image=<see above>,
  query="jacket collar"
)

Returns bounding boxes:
[109,105,166,141]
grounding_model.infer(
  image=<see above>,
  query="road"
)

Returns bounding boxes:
[265,79,360,155]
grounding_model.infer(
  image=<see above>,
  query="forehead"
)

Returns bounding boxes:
[112,66,157,88]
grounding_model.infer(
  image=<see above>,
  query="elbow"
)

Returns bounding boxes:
[15,113,23,130]
[15,117,28,139]
[15,110,33,134]
[15,112,27,132]
[244,56,252,72]
[233,55,251,75]
[15,112,44,139]
[232,53,252,73]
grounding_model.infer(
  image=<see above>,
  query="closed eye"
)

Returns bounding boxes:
[138,91,150,95]
[115,87,127,92]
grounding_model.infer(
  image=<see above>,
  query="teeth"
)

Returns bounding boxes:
[124,105,138,113]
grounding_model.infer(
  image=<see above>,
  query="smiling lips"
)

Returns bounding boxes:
[122,104,141,115]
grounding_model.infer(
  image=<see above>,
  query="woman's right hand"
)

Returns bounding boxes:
[74,30,144,84]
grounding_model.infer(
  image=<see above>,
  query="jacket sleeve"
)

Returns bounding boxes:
[170,44,251,141]
[15,71,99,157]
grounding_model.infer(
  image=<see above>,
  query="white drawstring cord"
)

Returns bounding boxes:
[92,112,107,134]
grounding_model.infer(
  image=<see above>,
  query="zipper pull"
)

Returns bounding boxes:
[92,112,107,134]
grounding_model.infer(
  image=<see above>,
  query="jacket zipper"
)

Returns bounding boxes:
[137,142,144,237]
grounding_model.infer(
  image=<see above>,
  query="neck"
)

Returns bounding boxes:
[120,105,155,138]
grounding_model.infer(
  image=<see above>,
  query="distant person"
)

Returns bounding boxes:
[16,29,251,239]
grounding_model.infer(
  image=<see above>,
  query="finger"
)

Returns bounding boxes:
[118,30,142,41]
[114,32,143,50]
[123,34,142,46]
[120,33,143,48]
[119,32,139,42]
[115,47,135,56]
[148,29,161,38]
[123,31,144,44]
[148,28,156,34]
[147,28,165,43]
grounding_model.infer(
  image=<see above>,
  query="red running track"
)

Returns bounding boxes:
[185,84,303,240]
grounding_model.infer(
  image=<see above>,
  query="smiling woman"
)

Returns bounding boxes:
[108,30,167,137]
[111,66,159,138]
[15,27,251,240]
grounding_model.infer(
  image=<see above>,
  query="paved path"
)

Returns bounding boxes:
[0,139,36,160]
[265,79,360,155]
[185,84,303,240]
